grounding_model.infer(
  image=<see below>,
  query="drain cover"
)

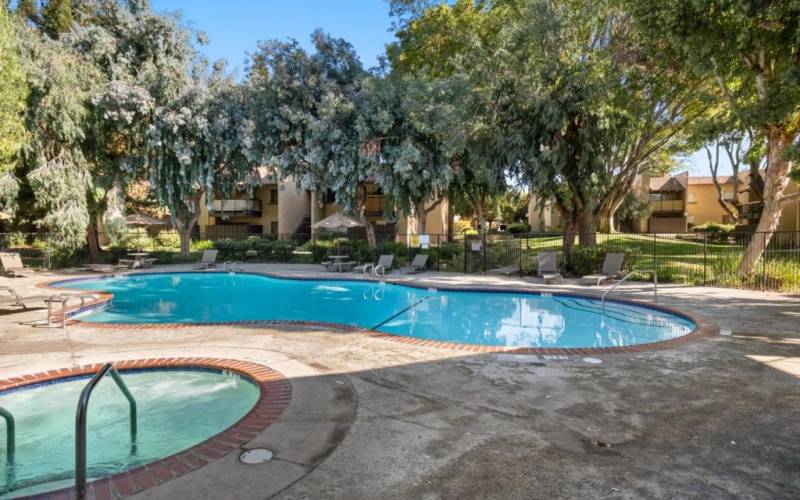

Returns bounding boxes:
[239,448,274,464]
[582,357,602,364]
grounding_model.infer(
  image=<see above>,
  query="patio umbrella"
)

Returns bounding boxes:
[125,214,167,226]
[310,213,364,231]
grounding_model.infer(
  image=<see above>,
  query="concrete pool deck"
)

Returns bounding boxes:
[0,264,798,499]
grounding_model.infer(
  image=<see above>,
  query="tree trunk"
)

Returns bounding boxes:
[475,202,486,234]
[86,217,100,263]
[578,209,597,246]
[739,127,794,275]
[179,227,192,257]
[413,201,426,235]
[562,218,578,269]
[173,193,201,259]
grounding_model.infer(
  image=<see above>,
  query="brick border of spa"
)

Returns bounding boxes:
[42,271,718,355]
[0,358,292,500]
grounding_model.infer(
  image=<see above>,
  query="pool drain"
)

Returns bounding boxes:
[582,357,602,364]
[240,448,274,464]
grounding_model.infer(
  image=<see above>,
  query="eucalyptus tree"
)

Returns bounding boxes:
[63,0,197,258]
[0,5,28,216]
[247,30,382,245]
[14,20,99,248]
[358,74,453,234]
[147,68,258,257]
[627,0,800,274]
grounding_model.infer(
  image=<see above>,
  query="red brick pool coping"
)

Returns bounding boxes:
[41,271,719,355]
[1,358,292,500]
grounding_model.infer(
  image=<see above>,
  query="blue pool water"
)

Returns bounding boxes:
[0,368,258,498]
[55,273,694,349]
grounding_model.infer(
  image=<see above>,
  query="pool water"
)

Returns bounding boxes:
[0,369,258,497]
[57,273,695,348]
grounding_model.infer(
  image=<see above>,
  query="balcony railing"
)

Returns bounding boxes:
[739,202,763,222]
[211,199,262,217]
[650,199,684,213]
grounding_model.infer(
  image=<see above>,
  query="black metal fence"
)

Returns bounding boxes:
[1,229,798,294]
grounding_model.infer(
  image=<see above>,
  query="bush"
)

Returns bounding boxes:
[191,239,215,251]
[154,231,180,250]
[271,240,294,261]
[570,246,638,276]
[692,222,735,243]
[507,222,531,234]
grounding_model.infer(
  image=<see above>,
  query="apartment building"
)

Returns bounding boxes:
[527,170,800,233]
[197,167,449,240]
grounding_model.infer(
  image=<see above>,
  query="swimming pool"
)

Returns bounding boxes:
[53,272,697,349]
[0,367,259,498]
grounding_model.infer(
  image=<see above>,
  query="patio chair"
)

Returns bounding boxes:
[193,249,219,270]
[0,252,33,278]
[140,258,157,268]
[398,254,429,274]
[357,254,394,276]
[0,285,47,310]
[537,251,564,284]
[581,252,625,286]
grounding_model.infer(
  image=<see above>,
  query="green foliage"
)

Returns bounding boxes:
[42,0,71,39]
[191,239,215,251]
[692,222,735,243]
[0,7,28,216]
[506,223,530,235]
[570,246,638,276]
[271,240,294,261]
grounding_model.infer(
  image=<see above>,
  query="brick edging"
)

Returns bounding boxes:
[1,358,292,500]
[41,271,718,355]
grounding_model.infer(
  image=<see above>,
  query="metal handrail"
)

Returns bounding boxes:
[75,363,137,499]
[0,406,14,464]
[601,269,658,314]
[47,293,99,328]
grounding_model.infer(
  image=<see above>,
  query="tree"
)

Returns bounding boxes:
[248,31,382,245]
[42,0,71,38]
[147,69,258,256]
[0,5,28,216]
[359,74,452,234]
[628,0,800,274]
[15,19,100,248]
[14,0,38,25]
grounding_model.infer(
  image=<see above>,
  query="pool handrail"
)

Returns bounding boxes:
[75,363,137,499]
[0,406,14,464]
[601,269,658,314]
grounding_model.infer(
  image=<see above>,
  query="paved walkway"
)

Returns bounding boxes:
[0,265,798,499]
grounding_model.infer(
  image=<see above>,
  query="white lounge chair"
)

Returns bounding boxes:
[0,252,33,277]
[194,249,219,270]
[358,254,394,276]
[399,254,429,274]
[537,251,564,284]
[0,286,47,310]
[581,252,625,286]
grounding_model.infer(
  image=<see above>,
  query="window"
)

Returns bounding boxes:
[269,188,278,205]
[270,221,279,235]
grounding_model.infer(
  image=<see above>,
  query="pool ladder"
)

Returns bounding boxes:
[601,269,658,314]
[75,363,138,499]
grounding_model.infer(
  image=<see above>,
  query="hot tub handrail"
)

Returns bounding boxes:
[601,269,657,314]
[75,363,137,499]
[0,406,14,464]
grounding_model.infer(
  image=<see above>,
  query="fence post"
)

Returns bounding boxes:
[762,232,767,291]
[463,235,468,273]
[703,234,707,285]
[482,230,487,274]
[652,233,657,277]
[436,234,441,272]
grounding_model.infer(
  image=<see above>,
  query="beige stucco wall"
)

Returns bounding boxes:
[395,199,449,235]
[778,183,799,232]
[277,178,310,236]
[527,197,561,231]
[685,184,731,226]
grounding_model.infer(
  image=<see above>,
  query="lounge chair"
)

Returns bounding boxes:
[0,286,47,310]
[194,249,218,270]
[358,254,394,276]
[537,251,564,284]
[140,258,157,268]
[399,254,429,274]
[581,252,625,286]
[0,252,33,278]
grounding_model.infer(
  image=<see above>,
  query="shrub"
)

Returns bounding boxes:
[271,240,294,261]
[191,239,215,251]
[154,231,180,250]
[692,222,735,243]
[507,222,531,234]
[570,246,638,276]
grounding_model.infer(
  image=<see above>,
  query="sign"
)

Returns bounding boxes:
[410,235,420,248]
[471,242,482,252]
[419,234,430,249]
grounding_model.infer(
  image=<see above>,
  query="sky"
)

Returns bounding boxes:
[150,0,729,177]
[150,0,397,77]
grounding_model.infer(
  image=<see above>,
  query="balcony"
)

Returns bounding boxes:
[739,202,763,222]
[211,199,262,217]
[650,199,684,213]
